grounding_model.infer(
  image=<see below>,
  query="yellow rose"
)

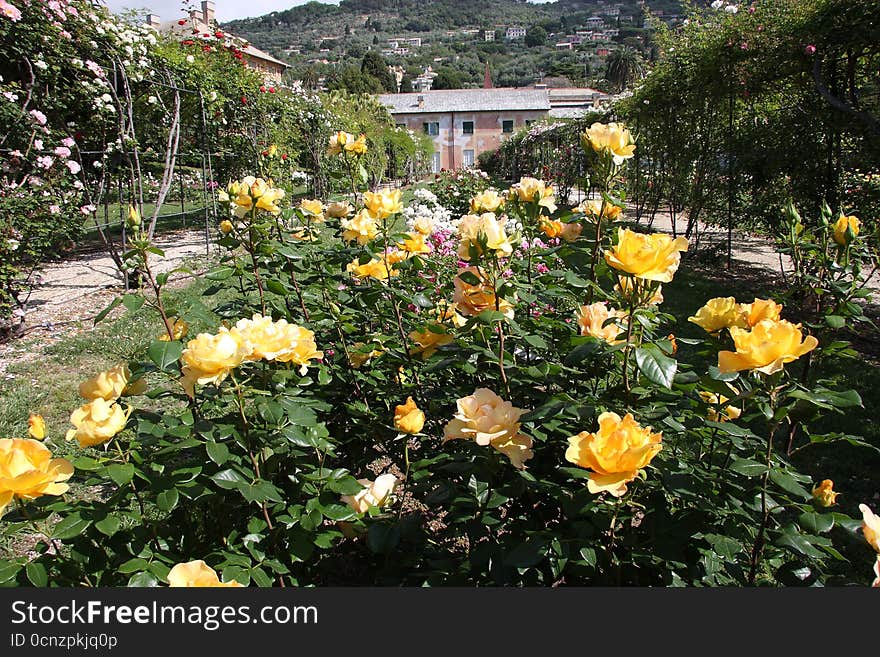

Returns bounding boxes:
[158,317,189,342]
[470,190,505,213]
[435,300,467,329]
[560,221,583,243]
[180,327,251,397]
[832,214,860,246]
[394,397,425,434]
[409,325,454,359]
[510,177,557,214]
[65,398,130,448]
[233,314,322,370]
[79,363,132,402]
[399,231,431,255]
[341,209,379,245]
[860,504,880,553]
[576,302,626,344]
[811,479,839,507]
[27,413,45,440]
[363,189,403,219]
[348,342,383,369]
[615,276,663,305]
[443,388,533,469]
[604,228,689,283]
[299,198,325,222]
[412,215,435,236]
[698,391,742,422]
[328,130,353,157]
[581,122,636,165]
[255,186,285,215]
[291,228,319,242]
[457,213,513,259]
[688,297,747,334]
[326,201,353,218]
[573,198,622,221]
[538,217,564,239]
[341,474,398,513]
[718,319,819,375]
[344,133,368,156]
[167,560,243,587]
[346,256,396,282]
[565,412,662,497]
[127,205,141,228]
[739,298,782,327]
[219,219,234,235]
[453,267,514,319]
[0,439,74,517]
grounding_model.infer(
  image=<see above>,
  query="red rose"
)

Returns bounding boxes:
[178,19,186,25]
[241,96,248,104]
[260,86,266,93]
[269,87,276,93]
[215,31,224,38]
[281,153,288,160]
[261,150,268,156]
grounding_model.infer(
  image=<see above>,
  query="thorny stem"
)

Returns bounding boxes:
[16,499,62,557]
[748,417,779,586]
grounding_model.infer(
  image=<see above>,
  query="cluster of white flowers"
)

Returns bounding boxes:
[291,171,310,185]
[92,92,116,114]
[403,188,456,233]
[710,0,739,13]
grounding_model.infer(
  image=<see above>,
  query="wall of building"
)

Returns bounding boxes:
[394,109,548,171]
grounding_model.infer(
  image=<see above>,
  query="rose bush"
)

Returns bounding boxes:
[0,120,876,589]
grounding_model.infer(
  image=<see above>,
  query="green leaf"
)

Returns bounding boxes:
[768,469,810,499]
[457,270,482,286]
[787,388,862,411]
[106,463,135,486]
[634,344,677,389]
[578,547,597,566]
[127,572,159,587]
[212,469,248,490]
[798,512,834,534]
[205,266,235,280]
[52,513,91,540]
[774,531,825,559]
[0,560,23,584]
[156,488,180,512]
[824,315,845,329]
[95,515,121,537]
[147,340,183,371]
[118,558,150,574]
[93,296,123,326]
[729,459,767,477]
[367,523,400,554]
[121,294,145,313]
[206,441,230,466]
[26,562,48,587]
[504,537,549,568]
[522,334,548,349]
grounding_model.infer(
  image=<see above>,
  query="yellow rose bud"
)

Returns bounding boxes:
[179,327,251,397]
[832,214,860,246]
[605,228,689,283]
[811,479,839,507]
[409,325,454,359]
[581,121,636,165]
[615,276,663,306]
[27,413,46,440]
[718,319,819,375]
[565,412,662,497]
[470,189,505,213]
[453,267,514,319]
[127,205,141,228]
[443,388,533,469]
[860,504,880,553]
[698,391,741,422]
[576,302,626,344]
[688,297,747,334]
[167,560,243,587]
[457,213,513,259]
[79,364,132,402]
[394,396,425,434]
[158,317,189,342]
[327,130,353,157]
[0,439,74,517]
[341,474,398,513]
[219,219,234,234]
[65,398,130,448]
[363,189,403,219]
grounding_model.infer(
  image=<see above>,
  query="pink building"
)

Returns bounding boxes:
[377,88,550,172]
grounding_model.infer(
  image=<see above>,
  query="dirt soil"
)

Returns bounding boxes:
[0,228,213,378]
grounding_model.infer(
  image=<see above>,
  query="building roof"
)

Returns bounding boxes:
[377,88,550,114]
[158,17,288,68]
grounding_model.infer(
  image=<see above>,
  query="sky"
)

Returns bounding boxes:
[103,0,551,23]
